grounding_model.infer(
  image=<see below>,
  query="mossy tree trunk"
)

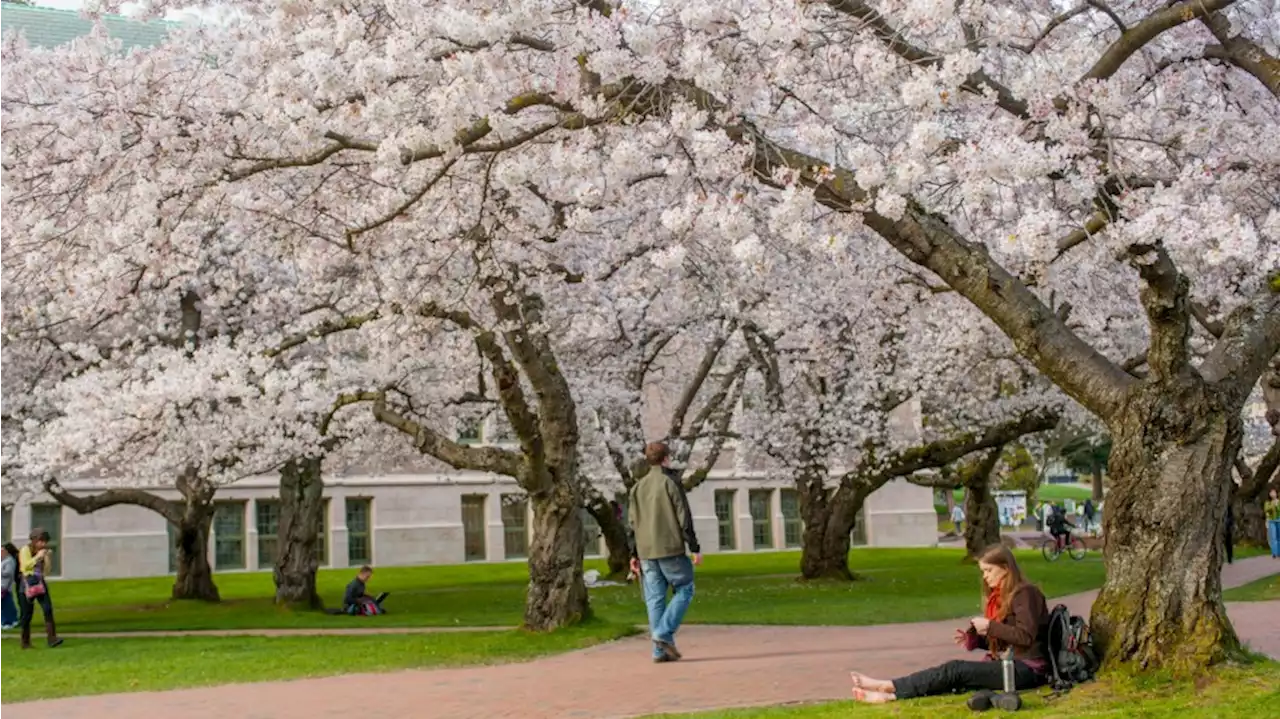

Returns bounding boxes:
[274,455,325,609]
[1091,384,1243,669]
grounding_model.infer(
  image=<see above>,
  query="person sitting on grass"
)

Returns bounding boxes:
[848,545,1049,704]
[342,565,389,616]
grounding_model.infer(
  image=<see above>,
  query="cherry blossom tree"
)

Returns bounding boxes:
[583,0,1277,668]
[579,289,752,576]
[727,239,1066,577]
[7,0,1276,665]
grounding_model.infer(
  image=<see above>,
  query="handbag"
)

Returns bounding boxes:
[24,568,47,599]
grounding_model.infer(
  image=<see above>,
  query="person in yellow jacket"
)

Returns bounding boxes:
[17,528,63,649]
[1265,487,1280,560]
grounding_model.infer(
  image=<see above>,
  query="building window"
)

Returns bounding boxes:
[461,495,487,562]
[346,498,372,566]
[749,489,774,550]
[1,505,12,544]
[714,490,736,551]
[256,500,281,567]
[457,418,483,445]
[581,509,601,557]
[315,499,331,567]
[780,489,802,548]
[30,504,62,576]
[213,502,246,570]
[501,494,528,559]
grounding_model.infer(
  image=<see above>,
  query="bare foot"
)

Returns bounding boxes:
[849,672,894,694]
[851,688,896,704]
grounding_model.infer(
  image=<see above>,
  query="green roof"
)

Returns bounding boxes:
[1,2,171,50]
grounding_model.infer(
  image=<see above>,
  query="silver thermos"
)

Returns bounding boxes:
[1001,648,1016,693]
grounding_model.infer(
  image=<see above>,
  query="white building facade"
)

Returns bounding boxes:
[1,471,938,580]
[1,399,939,580]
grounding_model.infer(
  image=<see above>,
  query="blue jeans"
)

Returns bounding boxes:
[0,589,16,626]
[641,555,695,657]
[1267,519,1280,558]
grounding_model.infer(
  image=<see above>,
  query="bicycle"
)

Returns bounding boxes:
[1041,533,1087,562]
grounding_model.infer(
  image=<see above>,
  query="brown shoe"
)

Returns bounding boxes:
[46,620,64,648]
[654,638,681,661]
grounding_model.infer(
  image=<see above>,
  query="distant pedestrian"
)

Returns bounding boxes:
[1265,488,1280,559]
[951,504,965,536]
[1,542,19,629]
[17,528,63,648]
[628,441,701,663]
[1082,499,1096,533]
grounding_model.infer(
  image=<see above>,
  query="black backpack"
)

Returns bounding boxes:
[1043,604,1099,694]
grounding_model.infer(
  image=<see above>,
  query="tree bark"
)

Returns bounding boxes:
[1090,385,1242,670]
[523,484,590,630]
[799,514,858,580]
[45,475,220,601]
[585,488,629,578]
[1232,422,1279,547]
[171,506,219,602]
[962,453,1003,560]
[1091,463,1105,502]
[274,456,324,609]
[798,479,861,581]
[1232,493,1267,547]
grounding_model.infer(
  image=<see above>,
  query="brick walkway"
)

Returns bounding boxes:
[6,557,1277,719]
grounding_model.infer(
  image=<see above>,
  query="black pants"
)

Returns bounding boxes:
[17,582,55,639]
[1225,529,1234,564]
[893,659,1044,699]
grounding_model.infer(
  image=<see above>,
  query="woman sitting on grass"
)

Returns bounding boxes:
[849,544,1049,703]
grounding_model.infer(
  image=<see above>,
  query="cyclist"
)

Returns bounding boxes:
[1047,505,1074,552]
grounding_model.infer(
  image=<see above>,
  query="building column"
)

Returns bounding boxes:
[486,491,505,562]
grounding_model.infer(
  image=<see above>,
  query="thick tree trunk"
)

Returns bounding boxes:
[524,485,590,630]
[586,496,630,578]
[963,478,1000,559]
[798,481,859,581]
[1232,492,1268,547]
[274,456,324,609]
[1091,387,1242,670]
[172,508,219,602]
[1091,463,1105,502]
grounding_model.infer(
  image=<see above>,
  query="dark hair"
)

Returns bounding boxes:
[2,542,18,558]
[644,442,669,467]
[28,528,50,545]
[358,565,373,575]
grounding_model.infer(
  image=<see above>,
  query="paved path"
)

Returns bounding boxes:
[6,557,1277,719]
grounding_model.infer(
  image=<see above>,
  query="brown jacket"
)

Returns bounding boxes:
[966,583,1049,663]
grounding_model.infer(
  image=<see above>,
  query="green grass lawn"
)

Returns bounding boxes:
[1224,572,1280,602]
[0,621,637,703]
[652,662,1280,718]
[27,549,1106,633]
[941,484,1095,506]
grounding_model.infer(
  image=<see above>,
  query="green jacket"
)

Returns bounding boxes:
[628,466,701,560]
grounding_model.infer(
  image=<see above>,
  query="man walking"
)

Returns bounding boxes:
[628,441,702,663]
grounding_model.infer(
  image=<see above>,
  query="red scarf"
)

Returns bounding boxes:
[985,586,1003,621]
